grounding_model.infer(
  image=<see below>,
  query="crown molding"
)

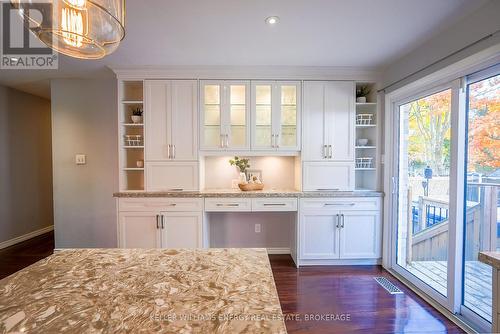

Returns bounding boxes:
[108,65,382,82]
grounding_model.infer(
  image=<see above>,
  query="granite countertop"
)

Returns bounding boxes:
[0,248,286,334]
[114,189,384,198]
[479,251,500,269]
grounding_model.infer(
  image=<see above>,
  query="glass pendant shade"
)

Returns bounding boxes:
[10,0,125,59]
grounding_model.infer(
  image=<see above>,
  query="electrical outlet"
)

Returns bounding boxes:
[75,154,86,165]
[255,224,261,233]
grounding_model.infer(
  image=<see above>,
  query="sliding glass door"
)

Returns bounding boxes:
[395,87,453,302]
[462,69,500,325]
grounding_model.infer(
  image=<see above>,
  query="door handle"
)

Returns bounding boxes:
[220,134,225,148]
[156,214,160,229]
[329,145,333,159]
[341,214,345,228]
[271,134,275,148]
[275,133,280,148]
[225,134,229,148]
[167,144,171,159]
[172,144,176,159]
[161,215,165,229]
[323,145,328,159]
[336,214,339,228]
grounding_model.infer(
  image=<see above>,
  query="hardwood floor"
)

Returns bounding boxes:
[0,231,54,280]
[0,235,464,333]
[269,255,464,333]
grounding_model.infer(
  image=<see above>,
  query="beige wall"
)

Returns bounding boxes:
[0,85,53,244]
[51,79,118,248]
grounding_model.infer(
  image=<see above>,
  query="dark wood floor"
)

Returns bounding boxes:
[0,233,464,333]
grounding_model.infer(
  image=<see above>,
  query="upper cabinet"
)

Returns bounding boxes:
[303,81,355,161]
[145,80,198,161]
[200,80,251,150]
[251,81,301,151]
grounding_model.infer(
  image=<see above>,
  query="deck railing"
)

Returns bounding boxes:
[407,182,499,262]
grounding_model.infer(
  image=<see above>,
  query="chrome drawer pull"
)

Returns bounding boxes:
[316,188,339,191]
[168,188,184,192]
[263,203,287,206]
[168,203,177,206]
[216,203,240,207]
[324,203,356,207]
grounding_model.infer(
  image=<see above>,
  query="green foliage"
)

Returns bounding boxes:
[356,86,371,98]
[229,156,250,173]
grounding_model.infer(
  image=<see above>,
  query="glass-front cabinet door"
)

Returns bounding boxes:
[251,81,300,151]
[200,80,250,150]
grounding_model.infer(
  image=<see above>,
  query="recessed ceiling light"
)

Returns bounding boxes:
[265,16,279,26]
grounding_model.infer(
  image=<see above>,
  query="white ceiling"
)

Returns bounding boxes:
[0,0,489,99]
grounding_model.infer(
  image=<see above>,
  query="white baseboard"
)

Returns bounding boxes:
[0,225,54,250]
[267,247,291,255]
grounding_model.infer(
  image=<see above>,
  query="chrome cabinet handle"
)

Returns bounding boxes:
[341,214,345,228]
[167,144,171,159]
[263,203,287,206]
[276,134,280,148]
[156,214,160,229]
[225,134,229,148]
[168,188,184,192]
[220,134,225,148]
[336,214,340,228]
[216,203,240,207]
[271,134,275,148]
[316,188,339,191]
[172,144,176,159]
[323,145,328,159]
[329,145,333,159]
[168,203,177,207]
[324,203,356,206]
[161,215,165,229]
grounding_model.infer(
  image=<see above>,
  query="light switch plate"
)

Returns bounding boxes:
[75,154,86,165]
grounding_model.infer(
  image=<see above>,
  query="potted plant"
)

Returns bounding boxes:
[356,86,371,103]
[229,156,250,182]
[131,107,143,124]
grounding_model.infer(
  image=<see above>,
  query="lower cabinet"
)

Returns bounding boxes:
[299,198,381,262]
[118,198,203,248]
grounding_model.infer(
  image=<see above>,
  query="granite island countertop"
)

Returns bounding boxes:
[0,248,286,334]
[114,189,384,198]
[479,251,500,269]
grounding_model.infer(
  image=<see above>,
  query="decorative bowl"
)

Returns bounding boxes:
[357,138,369,146]
[238,183,264,191]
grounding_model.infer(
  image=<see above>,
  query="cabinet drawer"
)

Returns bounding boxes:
[119,198,203,212]
[300,197,380,211]
[252,198,298,212]
[204,198,252,212]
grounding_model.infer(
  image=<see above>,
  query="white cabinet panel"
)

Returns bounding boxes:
[161,212,202,248]
[303,162,355,191]
[118,212,161,248]
[145,162,199,191]
[171,80,198,160]
[204,198,252,212]
[339,211,381,259]
[300,213,339,259]
[145,80,197,161]
[325,81,355,161]
[145,80,170,160]
[303,81,327,160]
[251,198,298,212]
[119,198,203,212]
[302,81,354,161]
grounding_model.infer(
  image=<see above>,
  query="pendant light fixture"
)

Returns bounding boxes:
[10,0,125,59]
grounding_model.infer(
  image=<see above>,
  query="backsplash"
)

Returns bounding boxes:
[203,156,300,190]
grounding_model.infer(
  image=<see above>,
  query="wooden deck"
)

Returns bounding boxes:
[405,260,492,321]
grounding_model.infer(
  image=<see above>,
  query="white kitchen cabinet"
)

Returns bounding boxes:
[118,198,203,249]
[303,81,354,161]
[251,81,301,151]
[200,80,251,150]
[299,212,340,259]
[118,212,162,248]
[338,211,381,259]
[302,161,355,191]
[160,212,203,248]
[299,198,382,263]
[145,80,198,161]
[145,161,199,191]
